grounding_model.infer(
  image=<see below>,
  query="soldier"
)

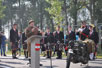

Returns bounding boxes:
[25,20,39,64]
[22,30,28,58]
[66,26,76,41]
[65,26,76,56]
[55,26,64,59]
[79,21,90,41]
[44,27,54,58]
[10,24,19,59]
[89,24,99,59]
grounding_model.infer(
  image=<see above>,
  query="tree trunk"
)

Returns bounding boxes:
[90,0,95,24]
[0,19,2,31]
[74,0,77,29]
[64,0,68,26]
[51,19,54,32]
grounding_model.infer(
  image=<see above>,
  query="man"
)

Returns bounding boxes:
[44,27,54,58]
[1,32,7,56]
[25,20,40,64]
[89,24,99,60]
[55,26,64,59]
[0,32,2,51]
[80,21,90,41]
[18,31,22,56]
[10,24,19,59]
[66,26,76,41]
[22,30,28,58]
[65,26,76,56]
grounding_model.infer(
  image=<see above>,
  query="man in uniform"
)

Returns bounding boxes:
[89,24,99,59]
[25,20,39,64]
[44,27,54,58]
[55,26,64,59]
[65,26,76,56]
[80,21,90,41]
[10,24,19,59]
[22,30,28,58]
[66,26,76,41]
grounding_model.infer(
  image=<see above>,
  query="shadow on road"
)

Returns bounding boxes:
[0,64,14,68]
[84,66,102,68]
[1,61,24,65]
[42,65,58,68]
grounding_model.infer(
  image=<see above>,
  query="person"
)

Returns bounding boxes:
[1,32,7,56]
[66,26,76,41]
[40,32,46,57]
[89,24,99,59]
[25,20,41,64]
[0,32,2,51]
[18,31,22,56]
[10,24,19,59]
[52,31,56,56]
[79,21,90,41]
[22,30,28,58]
[55,26,64,59]
[44,27,54,58]
[65,26,76,56]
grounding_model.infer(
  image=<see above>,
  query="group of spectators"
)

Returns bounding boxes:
[0,20,100,64]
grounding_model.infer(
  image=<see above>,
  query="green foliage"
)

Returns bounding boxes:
[0,0,6,19]
[45,0,64,26]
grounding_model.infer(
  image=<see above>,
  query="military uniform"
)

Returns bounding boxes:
[55,31,64,59]
[44,32,54,58]
[10,28,19,58]
[22,32,28,58]
[65,31,76,56]
[80,27,90,41]
[25,26,39,58]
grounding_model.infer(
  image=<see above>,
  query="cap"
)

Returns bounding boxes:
[89,24,94,28]
[29,20,34,24]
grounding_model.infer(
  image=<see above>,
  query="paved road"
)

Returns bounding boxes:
[0,56,102,68]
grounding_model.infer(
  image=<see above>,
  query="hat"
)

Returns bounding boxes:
[89,24,94,28]
[29,20,34,24]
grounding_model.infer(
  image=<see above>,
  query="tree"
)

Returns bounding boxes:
[45,0,64,27]
[0,0,6,31]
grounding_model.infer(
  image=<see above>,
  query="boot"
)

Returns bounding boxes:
[28,59,31,64]
[26,51,28,58]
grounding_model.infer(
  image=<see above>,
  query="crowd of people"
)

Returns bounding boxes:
[0,20,99,64]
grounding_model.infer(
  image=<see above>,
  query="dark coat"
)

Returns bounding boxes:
[55,31,64,43]
[89,31,99,44]
[0,34,2,45]
[44,32,54,44]
[10,28,19,43]
[0,34,2,48]
[22,32,27,49]
[80,27,90,40]
[22,32,27,44]
[66,31,76,41]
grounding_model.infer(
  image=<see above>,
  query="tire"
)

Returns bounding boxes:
[66,53,71,68]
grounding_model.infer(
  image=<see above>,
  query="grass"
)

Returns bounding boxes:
[6,49,24,56]
[97,53,102,59]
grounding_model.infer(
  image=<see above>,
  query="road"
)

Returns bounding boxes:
[0,56,102,68]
